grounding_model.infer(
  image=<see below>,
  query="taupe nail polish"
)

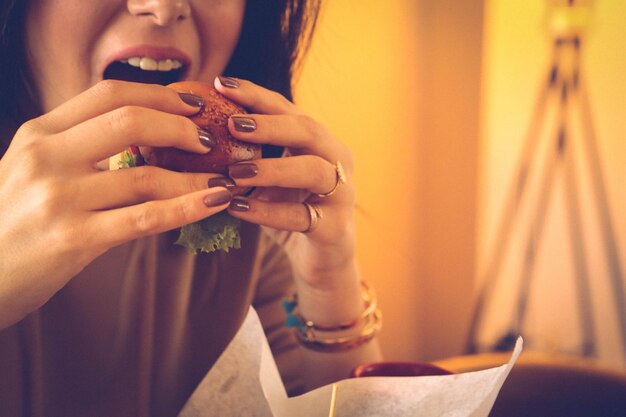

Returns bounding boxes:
[230,197,250,212]
[208,177,236,189]
[232,116,257,133]
[198,128,216,149]
[218,76,240,88]
[229,163,258,179]
[203,189,232,207]
[178,92,204,108]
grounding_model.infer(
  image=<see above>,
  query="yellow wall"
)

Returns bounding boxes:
[296,0,423,360]
[477,0,626,366]
[296,0,484,361]
[295,0,626,367]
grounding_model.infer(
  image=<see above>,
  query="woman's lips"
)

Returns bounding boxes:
[101,45,191,78]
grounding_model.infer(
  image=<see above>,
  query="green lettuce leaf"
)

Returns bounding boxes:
[116,147,241,254]
[176,211,241,254]
[117,148,139,168]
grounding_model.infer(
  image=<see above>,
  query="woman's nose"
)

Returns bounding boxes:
[127,0,191,26]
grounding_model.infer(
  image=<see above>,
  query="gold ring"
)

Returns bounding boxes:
[303,202,323,233]
[316,161,347,198]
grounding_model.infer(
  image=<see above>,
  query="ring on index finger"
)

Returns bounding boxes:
[303,202,323,233]
[315,161,347,198]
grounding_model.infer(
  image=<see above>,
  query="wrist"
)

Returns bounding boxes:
[297,224,357,278]
[294,260,362,326]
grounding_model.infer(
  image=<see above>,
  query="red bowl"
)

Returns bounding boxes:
[351,361,453,378]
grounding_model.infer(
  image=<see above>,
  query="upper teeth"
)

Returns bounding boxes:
[120,57,183,71]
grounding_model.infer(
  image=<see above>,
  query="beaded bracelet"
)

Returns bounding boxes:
[282,282,382,352]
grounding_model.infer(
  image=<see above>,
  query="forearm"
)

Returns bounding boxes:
[293,258,383,390]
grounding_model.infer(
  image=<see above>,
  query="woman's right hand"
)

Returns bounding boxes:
[0,80,231,329]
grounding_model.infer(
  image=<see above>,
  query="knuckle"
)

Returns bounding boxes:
[47,223,71,255]
[297,114,322,144]
[29,191,83,257]
[18,140,50,177]
[130,166,161,200]
[186,174,206,194]
[37,179,70,217]
[255,202,272,221]
[273,90,292,108]
[44,179,68,206]
[33,195,56,225]
[12,119,53,151]
[109,105,144,136]
[132,203,161,235]
[91,79,125,98]
[334,212,353,236]
[16,118,44,139]
[173,199,195,224]
[343,183,356,202]
[52,222,92,263]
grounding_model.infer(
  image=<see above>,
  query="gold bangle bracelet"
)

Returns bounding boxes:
[283,281,382,352]
[295,309,382,353]
[284,282,377,332]
[303,282,377,332]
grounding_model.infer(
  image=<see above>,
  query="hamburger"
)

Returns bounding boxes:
[113,81,261,253]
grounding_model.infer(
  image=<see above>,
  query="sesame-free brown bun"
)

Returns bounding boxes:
[140,81,261,177]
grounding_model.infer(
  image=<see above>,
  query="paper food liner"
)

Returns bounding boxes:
[179,307,522,417]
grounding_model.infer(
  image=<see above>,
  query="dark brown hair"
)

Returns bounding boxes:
[0,0,36,153]
[0,0,321,155]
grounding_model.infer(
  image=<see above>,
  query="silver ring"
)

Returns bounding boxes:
[315,161,347,198]
[303,202,323,233]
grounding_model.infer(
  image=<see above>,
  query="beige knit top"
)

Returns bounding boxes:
[0,223,303,417]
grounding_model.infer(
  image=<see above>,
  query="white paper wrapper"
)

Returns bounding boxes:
[179,307,522,417]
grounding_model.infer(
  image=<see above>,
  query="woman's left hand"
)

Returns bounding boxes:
[214,77,357,294]
[215,78,382,388]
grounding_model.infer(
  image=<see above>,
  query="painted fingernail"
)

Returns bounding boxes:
[203,189,232,207]
[198,128,216,149]
[229,163,258,179]
[178,92,204,108]
[208,177,236,189]
[232,116,256,133]
[218,76,240,88]
[230,196,250,212]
